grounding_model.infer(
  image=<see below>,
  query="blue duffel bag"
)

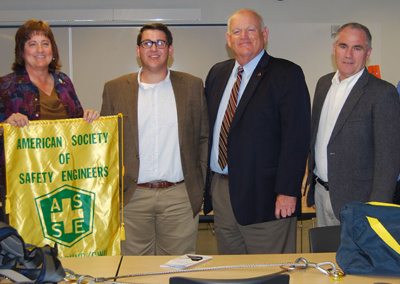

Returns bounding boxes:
[336,201,400,276]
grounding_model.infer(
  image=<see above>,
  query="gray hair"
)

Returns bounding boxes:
[227,9,265,34]
[334,22,372,50]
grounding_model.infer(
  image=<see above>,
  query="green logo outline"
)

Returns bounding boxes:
[35,184,95,247]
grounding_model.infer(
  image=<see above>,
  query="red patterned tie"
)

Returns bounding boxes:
[218,66,244,170]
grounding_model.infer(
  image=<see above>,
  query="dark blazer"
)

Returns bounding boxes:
[100,70,209,216]
[204,51,311,225]
[307,68,400,219]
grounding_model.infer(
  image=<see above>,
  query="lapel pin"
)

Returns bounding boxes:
[257,72,261,77]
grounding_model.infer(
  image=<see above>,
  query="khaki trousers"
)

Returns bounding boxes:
[121,182,199,255]
[210,173,297,254]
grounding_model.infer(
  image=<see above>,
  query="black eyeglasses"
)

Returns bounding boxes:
[140,40,168,49]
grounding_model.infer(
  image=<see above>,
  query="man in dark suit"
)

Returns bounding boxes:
[101,23,208,255]
[204,9,311,254]
[307,22,400,226]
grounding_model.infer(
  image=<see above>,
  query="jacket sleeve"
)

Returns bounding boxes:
[370,83,400,202]
[274,64,311,198]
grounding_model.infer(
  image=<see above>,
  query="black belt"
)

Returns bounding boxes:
[316,177,329,191]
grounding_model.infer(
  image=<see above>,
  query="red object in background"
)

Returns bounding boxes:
[368,65,381,79]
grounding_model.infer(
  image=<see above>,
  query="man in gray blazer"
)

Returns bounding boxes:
[307,22,400,226]
[100,23,208,255]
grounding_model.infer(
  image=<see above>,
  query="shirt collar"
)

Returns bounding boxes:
[234,50,265,79]
[138,67,171,88]
[332,68,365,87]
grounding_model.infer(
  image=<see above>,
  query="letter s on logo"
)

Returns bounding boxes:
[52,223,62,237]
[73,194,83,208]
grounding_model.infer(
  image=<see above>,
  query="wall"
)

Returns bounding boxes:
[0,0,398,111]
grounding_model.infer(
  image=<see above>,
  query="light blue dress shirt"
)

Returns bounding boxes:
[210,50,265,174]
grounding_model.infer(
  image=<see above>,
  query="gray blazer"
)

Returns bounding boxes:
[307,68,400,218]
[100,70,209,216]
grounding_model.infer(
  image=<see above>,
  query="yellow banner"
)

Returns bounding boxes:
[3,115,121,257]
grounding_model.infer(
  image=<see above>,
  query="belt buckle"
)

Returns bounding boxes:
[148,182,157,189]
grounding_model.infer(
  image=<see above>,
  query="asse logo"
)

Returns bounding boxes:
[35,185,95,247]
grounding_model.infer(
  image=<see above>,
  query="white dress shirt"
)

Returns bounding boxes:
[210,50,265,174]
[137,68,184,183]
[314,69,364,182]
